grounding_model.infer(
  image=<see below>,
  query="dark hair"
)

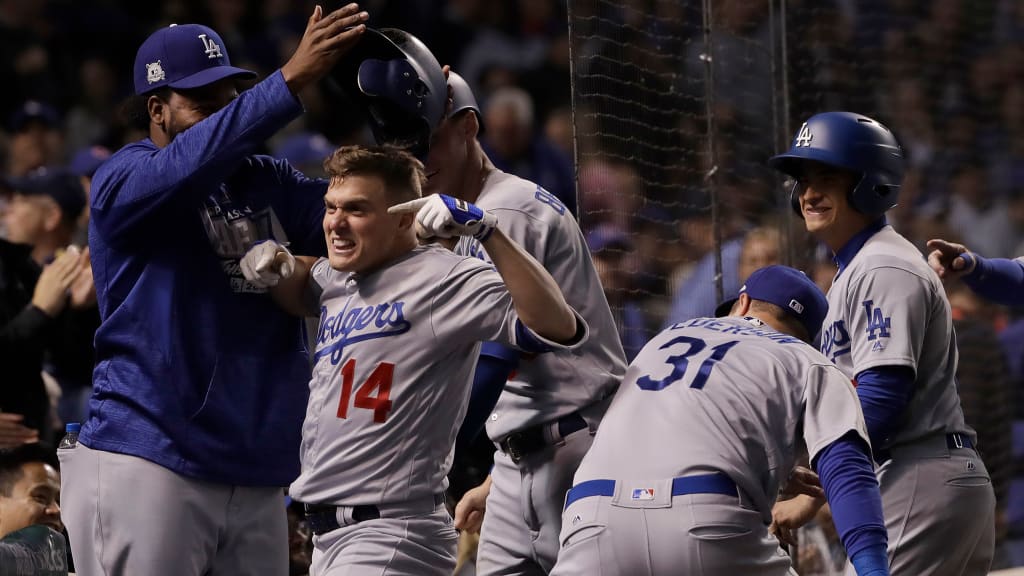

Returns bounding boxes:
[120,87,172,131]
[0,443,57,497]
[322,145,425,203]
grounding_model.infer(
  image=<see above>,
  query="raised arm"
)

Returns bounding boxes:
[389,194,578,344]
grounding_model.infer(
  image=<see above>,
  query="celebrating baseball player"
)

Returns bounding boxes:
[59,7,369,576]
[239,145,584,576]
[337,50,627,574]
[771,112,995,574]
[926,238,1024,306]
[549,265,888,576]
[438,72,627,574]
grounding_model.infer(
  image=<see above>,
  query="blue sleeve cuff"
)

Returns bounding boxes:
[851,546,890,576]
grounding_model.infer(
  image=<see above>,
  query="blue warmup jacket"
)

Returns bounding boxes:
[83,71,327,486]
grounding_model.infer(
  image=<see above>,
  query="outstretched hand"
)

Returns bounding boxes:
[389,194,497,241]
[240,240,295,288]
[281,3,369,94]
[926,238,976,280]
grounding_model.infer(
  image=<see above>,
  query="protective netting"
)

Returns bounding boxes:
[569,0,1022,571]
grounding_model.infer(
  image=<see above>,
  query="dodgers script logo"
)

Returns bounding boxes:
[821,319,852,362]
[315,302,412,364]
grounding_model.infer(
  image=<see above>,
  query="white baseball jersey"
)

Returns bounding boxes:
[288,245,578,505]
[573,316,869,523]
[455,170,626,438]
[818,225,972,448]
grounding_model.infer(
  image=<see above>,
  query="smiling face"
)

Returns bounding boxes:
[795,162,871,252]
[322,174,416,274]
[0,462,61,539]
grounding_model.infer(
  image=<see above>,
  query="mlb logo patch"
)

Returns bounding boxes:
[631,488,655,501]
[789,299,804,314]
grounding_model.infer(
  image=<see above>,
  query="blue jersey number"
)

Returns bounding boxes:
[636,337,739,391]
[534,187,566,216]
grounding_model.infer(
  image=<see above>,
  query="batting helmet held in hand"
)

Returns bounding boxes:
[769,111,904,217]
[448,71,484,133]
[325,27,446,158]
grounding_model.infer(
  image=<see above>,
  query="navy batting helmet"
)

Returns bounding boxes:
[448,71,484,133]
[325,28,446,158]
[769,112,904,217]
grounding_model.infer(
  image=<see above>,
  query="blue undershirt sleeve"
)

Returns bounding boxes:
[854,365,915,453]
[455,343,519,451]
[813,433,889,575]
[963,255,1024,307]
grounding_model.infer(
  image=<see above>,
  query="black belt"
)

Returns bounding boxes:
[875,432,974,464]
[498,412,588,464]
[304,493,446,536]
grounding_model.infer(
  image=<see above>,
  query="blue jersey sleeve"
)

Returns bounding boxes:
[266,158,328,256]
[855,365,915,453]
[963,255,1024,307]
[455,343,519,450]
[814,432,888,575]
[91,71,303,242]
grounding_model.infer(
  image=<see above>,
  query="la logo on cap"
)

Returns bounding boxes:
[199,34,223,59]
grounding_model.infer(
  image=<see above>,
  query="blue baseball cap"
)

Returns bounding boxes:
[1,167,87,221]
[715,264,828,339]
[9,100,60,132]
[586,224,634,253]
[69,146,112,178]
[133,23,256,95]
[274,132,335,166]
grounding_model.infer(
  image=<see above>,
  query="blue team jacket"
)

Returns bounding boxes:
[84,71,327,486]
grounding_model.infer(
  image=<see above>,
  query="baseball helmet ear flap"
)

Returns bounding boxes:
[324,27,446,158]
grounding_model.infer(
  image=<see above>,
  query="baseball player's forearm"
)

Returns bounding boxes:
[482,229,578,343]
[269,255,318,317]
[814,433,888,575]
[963,255,1024,306]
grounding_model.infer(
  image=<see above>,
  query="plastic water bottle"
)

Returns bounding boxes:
[57,423,80,450]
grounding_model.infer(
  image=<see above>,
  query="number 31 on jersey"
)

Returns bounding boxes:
[636,336,738,391]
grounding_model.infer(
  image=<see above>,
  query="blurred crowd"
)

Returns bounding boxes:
[0,0,1023,574]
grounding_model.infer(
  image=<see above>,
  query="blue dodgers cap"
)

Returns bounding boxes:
[69,145,112,177]
[9,100,60,132]
[715,264,828,339]
[1,167,86,221]
[586,224,634,253]
[133,23,256,95]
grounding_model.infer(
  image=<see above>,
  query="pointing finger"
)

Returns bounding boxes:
[388,197,430,215]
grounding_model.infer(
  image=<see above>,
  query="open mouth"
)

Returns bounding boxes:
[331,238,356,253]
[804,205,831,217]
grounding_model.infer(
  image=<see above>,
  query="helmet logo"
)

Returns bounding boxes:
[795,122,813,147]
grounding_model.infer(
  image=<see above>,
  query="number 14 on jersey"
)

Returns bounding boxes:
[337,359,394,423]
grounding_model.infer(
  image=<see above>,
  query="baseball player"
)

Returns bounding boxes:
[550,265,888,576]
[771,112,995,574]
[433,72,626,574]
[58,8,369,576]
[926,238,1024,306]
[238,145,584,576]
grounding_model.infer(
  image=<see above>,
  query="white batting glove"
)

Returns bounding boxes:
[239,240,295,287]
[388,194,498,241]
